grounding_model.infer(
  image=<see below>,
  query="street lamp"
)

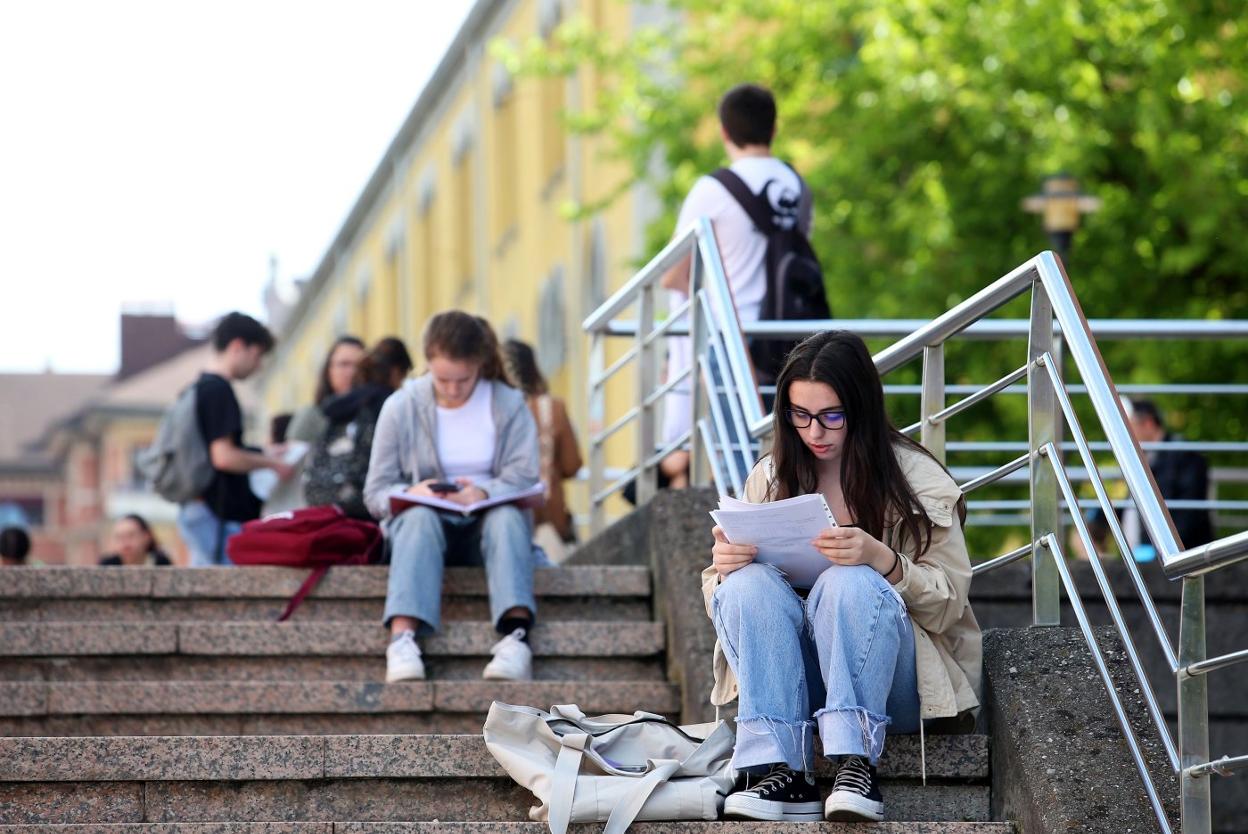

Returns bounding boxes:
[1022,174,1102,263]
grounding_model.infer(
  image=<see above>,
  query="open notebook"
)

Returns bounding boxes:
[388,482,545,518]
[710,492,838,588]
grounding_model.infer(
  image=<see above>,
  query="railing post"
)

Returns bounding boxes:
[588,330,607,535]
[635,283,659,504]
[921,344,946,463]
[1178,574,1212,834]
[688,251,710,487]
[1029,281,1061,626]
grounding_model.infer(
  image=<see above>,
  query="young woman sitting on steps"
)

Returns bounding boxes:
[364,311,541,683]
[705,330,982,823]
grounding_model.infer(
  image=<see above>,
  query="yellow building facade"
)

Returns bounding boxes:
[260,0,663,500]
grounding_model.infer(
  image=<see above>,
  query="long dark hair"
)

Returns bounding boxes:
[355,336,414,389]
[121,514,160,554]
[769,330,960,557]
[501,339,548,397]
[314,336,365,404]
[423,311,506,382]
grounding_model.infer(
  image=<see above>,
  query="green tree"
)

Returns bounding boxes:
[506,0,1248,549]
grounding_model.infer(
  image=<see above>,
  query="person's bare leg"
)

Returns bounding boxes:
[390,615,420,636]
[660,450,690,489]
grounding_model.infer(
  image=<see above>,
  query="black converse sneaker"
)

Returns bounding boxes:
[824,755,885,821]
[723,763,823,821]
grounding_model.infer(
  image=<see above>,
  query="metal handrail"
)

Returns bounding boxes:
[583,224,1245,833]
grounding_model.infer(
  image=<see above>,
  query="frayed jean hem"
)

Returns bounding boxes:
[733,715,816,773]
[815,706,891,764]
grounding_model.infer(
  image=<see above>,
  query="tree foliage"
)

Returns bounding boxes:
[506,0,1248,545]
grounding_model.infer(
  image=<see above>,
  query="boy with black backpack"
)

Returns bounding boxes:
[659,83,829,487]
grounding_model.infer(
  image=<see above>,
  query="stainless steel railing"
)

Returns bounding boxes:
[581,219,1247,833]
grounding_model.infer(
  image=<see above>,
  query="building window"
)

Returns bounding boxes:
[538,0,566,193]
[492,63,519,250]
[537,265,567,375]
[540,75,566,192]
[453,155,474,293]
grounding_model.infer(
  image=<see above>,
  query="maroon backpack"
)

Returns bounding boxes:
[226,505,382,621]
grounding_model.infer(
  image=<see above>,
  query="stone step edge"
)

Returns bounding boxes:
[0,621,665,658]
[0,732,989,782]
[0,680,680,718]
[0,823,1015,833]
[0,566,651,601]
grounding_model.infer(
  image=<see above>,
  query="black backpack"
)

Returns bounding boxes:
[710,166,830,385]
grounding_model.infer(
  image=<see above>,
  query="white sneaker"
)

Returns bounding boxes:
[385,630,426,682]
[482,628,533,681]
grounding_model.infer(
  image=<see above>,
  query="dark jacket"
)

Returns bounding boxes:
[303,384,395,519]
[99,551,172,566]
[1147,436,1214,548]
[1092,434,1214,550]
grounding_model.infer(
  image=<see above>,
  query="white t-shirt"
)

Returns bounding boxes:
[663,156,813,444]
[435,380,496,482]
[672,156,812,322]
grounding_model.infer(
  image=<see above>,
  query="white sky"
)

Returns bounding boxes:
[0,0,474,373]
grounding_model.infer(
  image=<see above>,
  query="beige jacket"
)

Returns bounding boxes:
[700,443,982,720]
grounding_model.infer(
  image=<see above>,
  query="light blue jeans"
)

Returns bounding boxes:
[382,505,537,634]
[711,562,920,772]
[177,501,243,567]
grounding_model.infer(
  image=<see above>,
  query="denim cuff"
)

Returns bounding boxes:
[733,715,816,773]
[815,706,891,764]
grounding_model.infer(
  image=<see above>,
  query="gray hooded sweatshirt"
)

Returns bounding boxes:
[362,374,540,520]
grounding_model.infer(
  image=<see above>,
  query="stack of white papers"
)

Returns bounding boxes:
[710,493,838,589]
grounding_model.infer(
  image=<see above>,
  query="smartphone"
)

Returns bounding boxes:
[428,481,462,494]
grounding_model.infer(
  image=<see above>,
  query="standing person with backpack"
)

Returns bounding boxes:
[659,83,827,488]
[176,312,293,566]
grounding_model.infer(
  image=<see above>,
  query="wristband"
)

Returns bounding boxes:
[883,548,902,579]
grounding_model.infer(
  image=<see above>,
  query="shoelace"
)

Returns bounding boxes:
[751,766,795,796]
[833,756,872,795]
[492,628,527,656]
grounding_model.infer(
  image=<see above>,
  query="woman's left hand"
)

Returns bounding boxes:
[448,478,487,506]
[812,527,894,573]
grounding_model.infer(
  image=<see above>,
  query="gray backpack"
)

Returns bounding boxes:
[138,385,214,503]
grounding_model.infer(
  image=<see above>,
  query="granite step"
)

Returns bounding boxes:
[0,733,989,782]
[0,655,666,685]
[0,734,992,825]
[0,681,680,737]
[0,825,1015,834]
[0,781,992,825]
[0,621,664,659]
[0,567,651,623]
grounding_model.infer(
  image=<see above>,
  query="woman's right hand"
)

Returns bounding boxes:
[712,525,757,578]
[407,480,439,498]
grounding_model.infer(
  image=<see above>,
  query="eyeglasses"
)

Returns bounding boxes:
[785,407,847,431]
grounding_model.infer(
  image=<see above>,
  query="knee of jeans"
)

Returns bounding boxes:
[390,507,443,544]
[811,563,885,606]
[481,504,527,535]
[714,563,797,619]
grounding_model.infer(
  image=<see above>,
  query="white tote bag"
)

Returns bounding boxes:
[483,702,736,834]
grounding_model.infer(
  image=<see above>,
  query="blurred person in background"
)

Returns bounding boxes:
[178,312,292,566]
[1,527,31,566]
[1087,398,1214,561]
[99,515,172,566]
[501,338,583,561]
[287,336,367,444]
[304,337,413,519]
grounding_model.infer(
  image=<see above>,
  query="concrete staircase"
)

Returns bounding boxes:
[0,566,1009,831]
